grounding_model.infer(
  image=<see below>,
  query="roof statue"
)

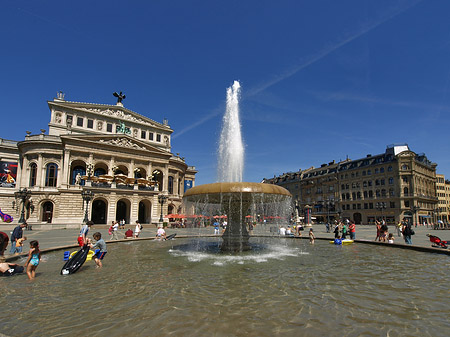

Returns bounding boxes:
[113,91,126,103]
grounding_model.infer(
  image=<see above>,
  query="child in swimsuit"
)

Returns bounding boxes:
[25,240,41,280]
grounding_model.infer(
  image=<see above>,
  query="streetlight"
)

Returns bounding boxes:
[158,194,167,223]
[375,202,386,222]
[81,189,94,223]
[14,188,32,224]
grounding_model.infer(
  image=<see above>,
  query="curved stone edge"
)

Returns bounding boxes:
[184,182,291,197]
[4,234,448,262]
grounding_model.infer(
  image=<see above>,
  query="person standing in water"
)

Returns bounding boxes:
[25,240,41,280]
[309,228,315,244]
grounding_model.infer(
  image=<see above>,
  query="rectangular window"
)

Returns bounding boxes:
[87,119,93,129]
[390,202,395,208]
[77,117,83,127]
[369,203,373,209]
[156,134,161,142]
[149,133,154,140]
[107,123,113,132]
[141,130,146,139]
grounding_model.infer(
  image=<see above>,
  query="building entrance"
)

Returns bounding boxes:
[92,199,107,224]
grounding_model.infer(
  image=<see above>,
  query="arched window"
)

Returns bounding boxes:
[29,163,37,186]
[45,163,58,187]
[94,168,107,177]
[168,176,174,194]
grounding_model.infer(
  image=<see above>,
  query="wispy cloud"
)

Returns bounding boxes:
[309,90,450,114]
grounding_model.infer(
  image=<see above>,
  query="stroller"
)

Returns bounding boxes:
[427,234,448,249]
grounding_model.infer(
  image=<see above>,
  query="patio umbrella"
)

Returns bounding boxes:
[125,178,136,185]
[99,175,114,180]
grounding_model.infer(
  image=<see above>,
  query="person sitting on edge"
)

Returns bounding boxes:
[78,221,93,246]
[334,235,342,245]
[286,226,292,236]
[89,232,107,268]
[0,256,20,275]
[387,233,395,244]
[124,229,133,239]
[156,226,167,240]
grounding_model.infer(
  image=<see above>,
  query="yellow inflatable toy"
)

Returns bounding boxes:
[70,250,95,261]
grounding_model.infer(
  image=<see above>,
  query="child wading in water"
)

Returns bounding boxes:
[89,232,107,268]
[25,240,41,280]
[309,228,315,244]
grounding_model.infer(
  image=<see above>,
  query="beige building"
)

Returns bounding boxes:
[436,174,449,225]
[0,92,196,227]
[263,144,438,225]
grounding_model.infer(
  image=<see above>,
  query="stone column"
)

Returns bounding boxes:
[61,149,71,188]
[129,159,135,178]
[163,164,169,193]
[37,154,44,187]
[109,157,115,176]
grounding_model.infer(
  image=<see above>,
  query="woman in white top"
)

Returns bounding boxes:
[134,220,142,238]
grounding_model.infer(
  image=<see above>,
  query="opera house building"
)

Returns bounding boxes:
[0,92,196,227]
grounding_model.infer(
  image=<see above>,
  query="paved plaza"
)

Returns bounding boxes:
[2,222,449,259]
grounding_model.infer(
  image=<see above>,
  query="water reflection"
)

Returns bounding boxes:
[0,238,448,336]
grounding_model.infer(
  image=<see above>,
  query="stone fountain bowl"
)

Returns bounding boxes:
[183,182,291,203]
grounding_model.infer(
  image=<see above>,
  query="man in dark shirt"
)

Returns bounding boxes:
[10,223,26,254]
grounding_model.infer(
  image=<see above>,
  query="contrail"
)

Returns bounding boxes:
[172,106,223,139]
[246,0,423,97]
[175,0,422,136]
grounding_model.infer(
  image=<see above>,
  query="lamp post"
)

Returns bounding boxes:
[81,189,94,223]
[14,188,32,224]
[158,194,167,223]
[375,202,386,222]
[412,205,420,227]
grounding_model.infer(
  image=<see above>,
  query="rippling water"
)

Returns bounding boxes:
[1,238,449,337]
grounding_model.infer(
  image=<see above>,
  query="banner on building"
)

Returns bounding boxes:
[0,161,17,188]
[184,179,193,192]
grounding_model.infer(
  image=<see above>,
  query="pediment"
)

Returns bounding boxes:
[49,100,168,130]
[61,134,169,155]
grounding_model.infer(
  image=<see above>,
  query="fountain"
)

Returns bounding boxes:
[183,81,291,251]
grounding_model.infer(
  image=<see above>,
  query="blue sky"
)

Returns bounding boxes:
[2,0,450,185]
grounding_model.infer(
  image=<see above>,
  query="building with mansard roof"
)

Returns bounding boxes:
[0,92,196,227]
[263,144,438,226]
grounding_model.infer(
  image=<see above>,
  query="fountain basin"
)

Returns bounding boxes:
[1,238,448,336]
[183,182,291,251]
